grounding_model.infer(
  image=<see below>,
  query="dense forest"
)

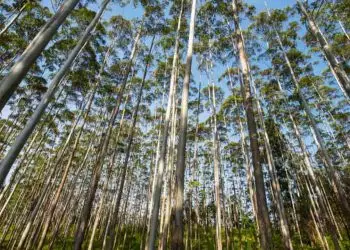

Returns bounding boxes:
[0,0,349,249]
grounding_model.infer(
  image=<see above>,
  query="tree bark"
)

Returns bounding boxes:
[0,0,81,110]
[231,1,272,249]
[171,0,197,248]
[206,60,223,250]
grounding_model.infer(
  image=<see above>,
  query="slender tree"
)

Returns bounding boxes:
[172,0,197,248]
[231,0,272,248]
[0,0,81,110]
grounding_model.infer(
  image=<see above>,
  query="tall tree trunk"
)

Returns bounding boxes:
[289,112,341,249]
[211,93,223,250]
[171,0,196,248]
[231,1,272,249]
[36,102,92,249]
[0,87,65,199]
[141,91,165,250]
[0,0,111,187]
[49,141,93,248]
[206,60,223,250]
[337,21,350,41]
[159,83,178,250]
[190,79,201,250]
[296,0,350,98]
[284,161,303,247]
[270,57,343,248]
[16,160,57,249]
[0,0,81,110]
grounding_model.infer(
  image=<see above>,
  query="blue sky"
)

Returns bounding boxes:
[93,0,298,22]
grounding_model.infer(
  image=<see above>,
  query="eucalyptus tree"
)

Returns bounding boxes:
[77,6,164,248]
[257,71,330,247]
[201,83,225,250]
[139,45,172,250]
[219,68,258,223]
[0,0,83,110]
[228,1,272,248]
[185,78,203,248]
[0,0,50,71]
[0,4,108,203]
[195,1,239,247]
[0,6,107,242]
[247,62,293,249]
[172,0,197,248]
[0,2,51,151]
[219,89,259,247]
[1,9,129,249]
[255,67,307,242]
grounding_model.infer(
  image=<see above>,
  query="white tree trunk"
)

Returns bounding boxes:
[0,0,81,110]
[172,0,197,248]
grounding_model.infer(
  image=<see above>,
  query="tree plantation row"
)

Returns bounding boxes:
[0,0,349,249]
